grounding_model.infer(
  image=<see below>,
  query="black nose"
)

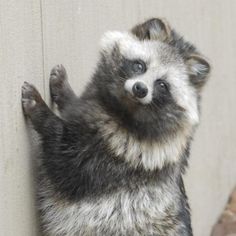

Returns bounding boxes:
[132,82,148,98]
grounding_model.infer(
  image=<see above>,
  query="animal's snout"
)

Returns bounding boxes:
[132,82,148,98]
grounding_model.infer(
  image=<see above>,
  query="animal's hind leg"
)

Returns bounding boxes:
[50,64,77,112]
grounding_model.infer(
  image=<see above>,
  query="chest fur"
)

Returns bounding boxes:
[100,121,189,171]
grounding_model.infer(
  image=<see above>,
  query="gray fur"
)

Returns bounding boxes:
[21,18,210,236]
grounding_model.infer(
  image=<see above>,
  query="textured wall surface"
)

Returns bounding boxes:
[1,1,236,235]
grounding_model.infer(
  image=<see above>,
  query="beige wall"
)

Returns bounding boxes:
[1,0,236,235]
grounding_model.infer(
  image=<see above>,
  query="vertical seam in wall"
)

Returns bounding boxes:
[39,0,46,99]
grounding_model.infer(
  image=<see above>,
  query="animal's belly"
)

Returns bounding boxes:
[39,187,179,236]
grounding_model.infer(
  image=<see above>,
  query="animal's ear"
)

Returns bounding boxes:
[131,18,172,42]
[186,54,211,89]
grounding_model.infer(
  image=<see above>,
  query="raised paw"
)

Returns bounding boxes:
[21,82,43,115]
[49,64,75,107]
[50,64,67,81]
[50,64,68,100]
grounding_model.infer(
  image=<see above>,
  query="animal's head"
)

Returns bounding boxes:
[94,18,210,141]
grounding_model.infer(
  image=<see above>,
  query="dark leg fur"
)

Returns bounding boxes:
[50,64,77,112]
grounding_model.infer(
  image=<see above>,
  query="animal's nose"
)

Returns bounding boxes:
[132,82,148,98]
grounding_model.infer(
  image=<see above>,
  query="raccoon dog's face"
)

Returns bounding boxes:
[95,19,210,141]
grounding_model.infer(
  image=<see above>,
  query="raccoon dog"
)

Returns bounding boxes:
[22,18,210,236]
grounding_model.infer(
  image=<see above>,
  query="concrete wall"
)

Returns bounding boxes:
[1,0,236,235]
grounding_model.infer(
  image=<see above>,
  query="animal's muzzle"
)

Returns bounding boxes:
[132,82,148,98]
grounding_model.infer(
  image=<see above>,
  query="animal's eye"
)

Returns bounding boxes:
[132,60,146,74]
[155,79,168,91]
[159,82,166,89]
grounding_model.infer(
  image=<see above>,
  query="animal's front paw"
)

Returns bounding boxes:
[21,82,43,115]
[50,64,68,102]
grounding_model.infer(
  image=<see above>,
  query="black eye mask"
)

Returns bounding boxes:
[119,58,147,79]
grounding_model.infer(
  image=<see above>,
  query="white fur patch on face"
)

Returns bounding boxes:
[100,31,127,53]
[40,181,180,235]
[167,66,200,125]
[100,121,191,171]
[100,31,157,61]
